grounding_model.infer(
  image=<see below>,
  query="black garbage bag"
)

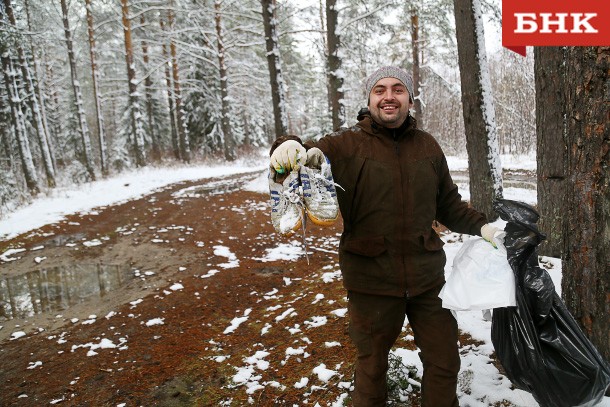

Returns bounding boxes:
[491,199,610,407]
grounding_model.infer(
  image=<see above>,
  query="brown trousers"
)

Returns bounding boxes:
[348,285,460,407]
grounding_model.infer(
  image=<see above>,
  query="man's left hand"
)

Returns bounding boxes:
[481,224,500,248]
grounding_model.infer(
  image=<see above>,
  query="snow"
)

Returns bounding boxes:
[213,245,240,268]
[1,153,608,406]
[145,318,165,327]
[0,163,265,241]
[313,363,338,382]
[223,308,252,334]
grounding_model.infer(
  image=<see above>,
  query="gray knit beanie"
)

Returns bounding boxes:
[365,66,414,102]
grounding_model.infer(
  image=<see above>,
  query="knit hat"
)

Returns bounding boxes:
[365,66,414,102]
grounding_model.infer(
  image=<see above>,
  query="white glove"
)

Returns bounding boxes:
[306,147,325,168]
[270,140,306,173]
[481,224,500,248]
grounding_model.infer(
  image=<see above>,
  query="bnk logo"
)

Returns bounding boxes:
[502,0,610,56]
[514,13,598,34]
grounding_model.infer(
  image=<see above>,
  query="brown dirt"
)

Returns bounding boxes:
[0,171,482,406]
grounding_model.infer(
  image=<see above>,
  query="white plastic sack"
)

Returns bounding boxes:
[439,233,516,311]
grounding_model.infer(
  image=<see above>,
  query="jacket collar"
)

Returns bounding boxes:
[356,108,417,139]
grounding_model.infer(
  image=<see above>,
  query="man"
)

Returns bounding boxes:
[269,66,499,406]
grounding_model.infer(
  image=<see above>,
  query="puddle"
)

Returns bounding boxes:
[256,266,286,276]
[44,233,88,247]
[0,263,133,320]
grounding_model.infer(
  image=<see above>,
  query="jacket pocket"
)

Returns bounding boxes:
[343,235,387,257]
[421,230,445,252]
[340,235,395,292]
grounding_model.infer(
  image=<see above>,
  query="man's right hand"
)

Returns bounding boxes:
[305,147,324,169]
[270,140,306,173]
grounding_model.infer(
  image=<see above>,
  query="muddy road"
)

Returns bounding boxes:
[0,170,356,406]
[0,169,536,406]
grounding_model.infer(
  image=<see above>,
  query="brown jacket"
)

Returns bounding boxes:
[300,111,487,297]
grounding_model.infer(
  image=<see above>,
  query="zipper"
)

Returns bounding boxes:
[393,129,400,156]
[393,128,408,296]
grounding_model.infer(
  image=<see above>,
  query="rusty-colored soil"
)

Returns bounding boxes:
[0,171,483,406]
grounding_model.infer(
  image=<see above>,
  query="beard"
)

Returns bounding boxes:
[371,104,408,128]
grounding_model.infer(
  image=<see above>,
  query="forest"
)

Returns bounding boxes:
[0,0,534,212]
[1,0,608,365]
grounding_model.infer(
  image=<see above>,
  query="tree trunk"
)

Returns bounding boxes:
[42,50,62,168]
[1,53,39,194]
[5,0,55,188]
[168,2,190,163]
[140,14,160,162]
[261,0,289,139]
[120,0,146,167]
[215,0,235,161]
[25,0,56,174]
[411,9,423,127]
[318,0,332,124]
[326,0,345,130]
[242,106,251,146]
[0,93,12,167]
[60,0,96,181]
[534,47,567,257]
[562,46,610,361]
[453,0,502,220]
[85,0,108,176]
[160,19,180,160]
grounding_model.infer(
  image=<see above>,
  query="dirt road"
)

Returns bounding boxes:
[0,170,365,406]
[0,169,525,406]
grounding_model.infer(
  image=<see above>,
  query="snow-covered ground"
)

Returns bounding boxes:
[1,152,608,406]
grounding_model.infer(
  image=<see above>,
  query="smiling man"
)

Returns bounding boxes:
[268,66,499,406]
[367,71,411,128]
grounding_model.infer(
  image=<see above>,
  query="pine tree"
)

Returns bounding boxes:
[453,0,502,219]
[167,1,190,162]
[562,46,610,361]
[120,0,146,167]
[60,0,96,181]
[85,0,108,175]
[326,0,345,130]
[5,0,55,187]
[261,0,289,139]
[214,0,235,161]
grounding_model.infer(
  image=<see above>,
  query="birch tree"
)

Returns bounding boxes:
[120,0,146,167]
[84,0,107,175]
[562,46,610,360]
[453,0,502,219]
[261,0,288,139]
[60,0,96,181]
